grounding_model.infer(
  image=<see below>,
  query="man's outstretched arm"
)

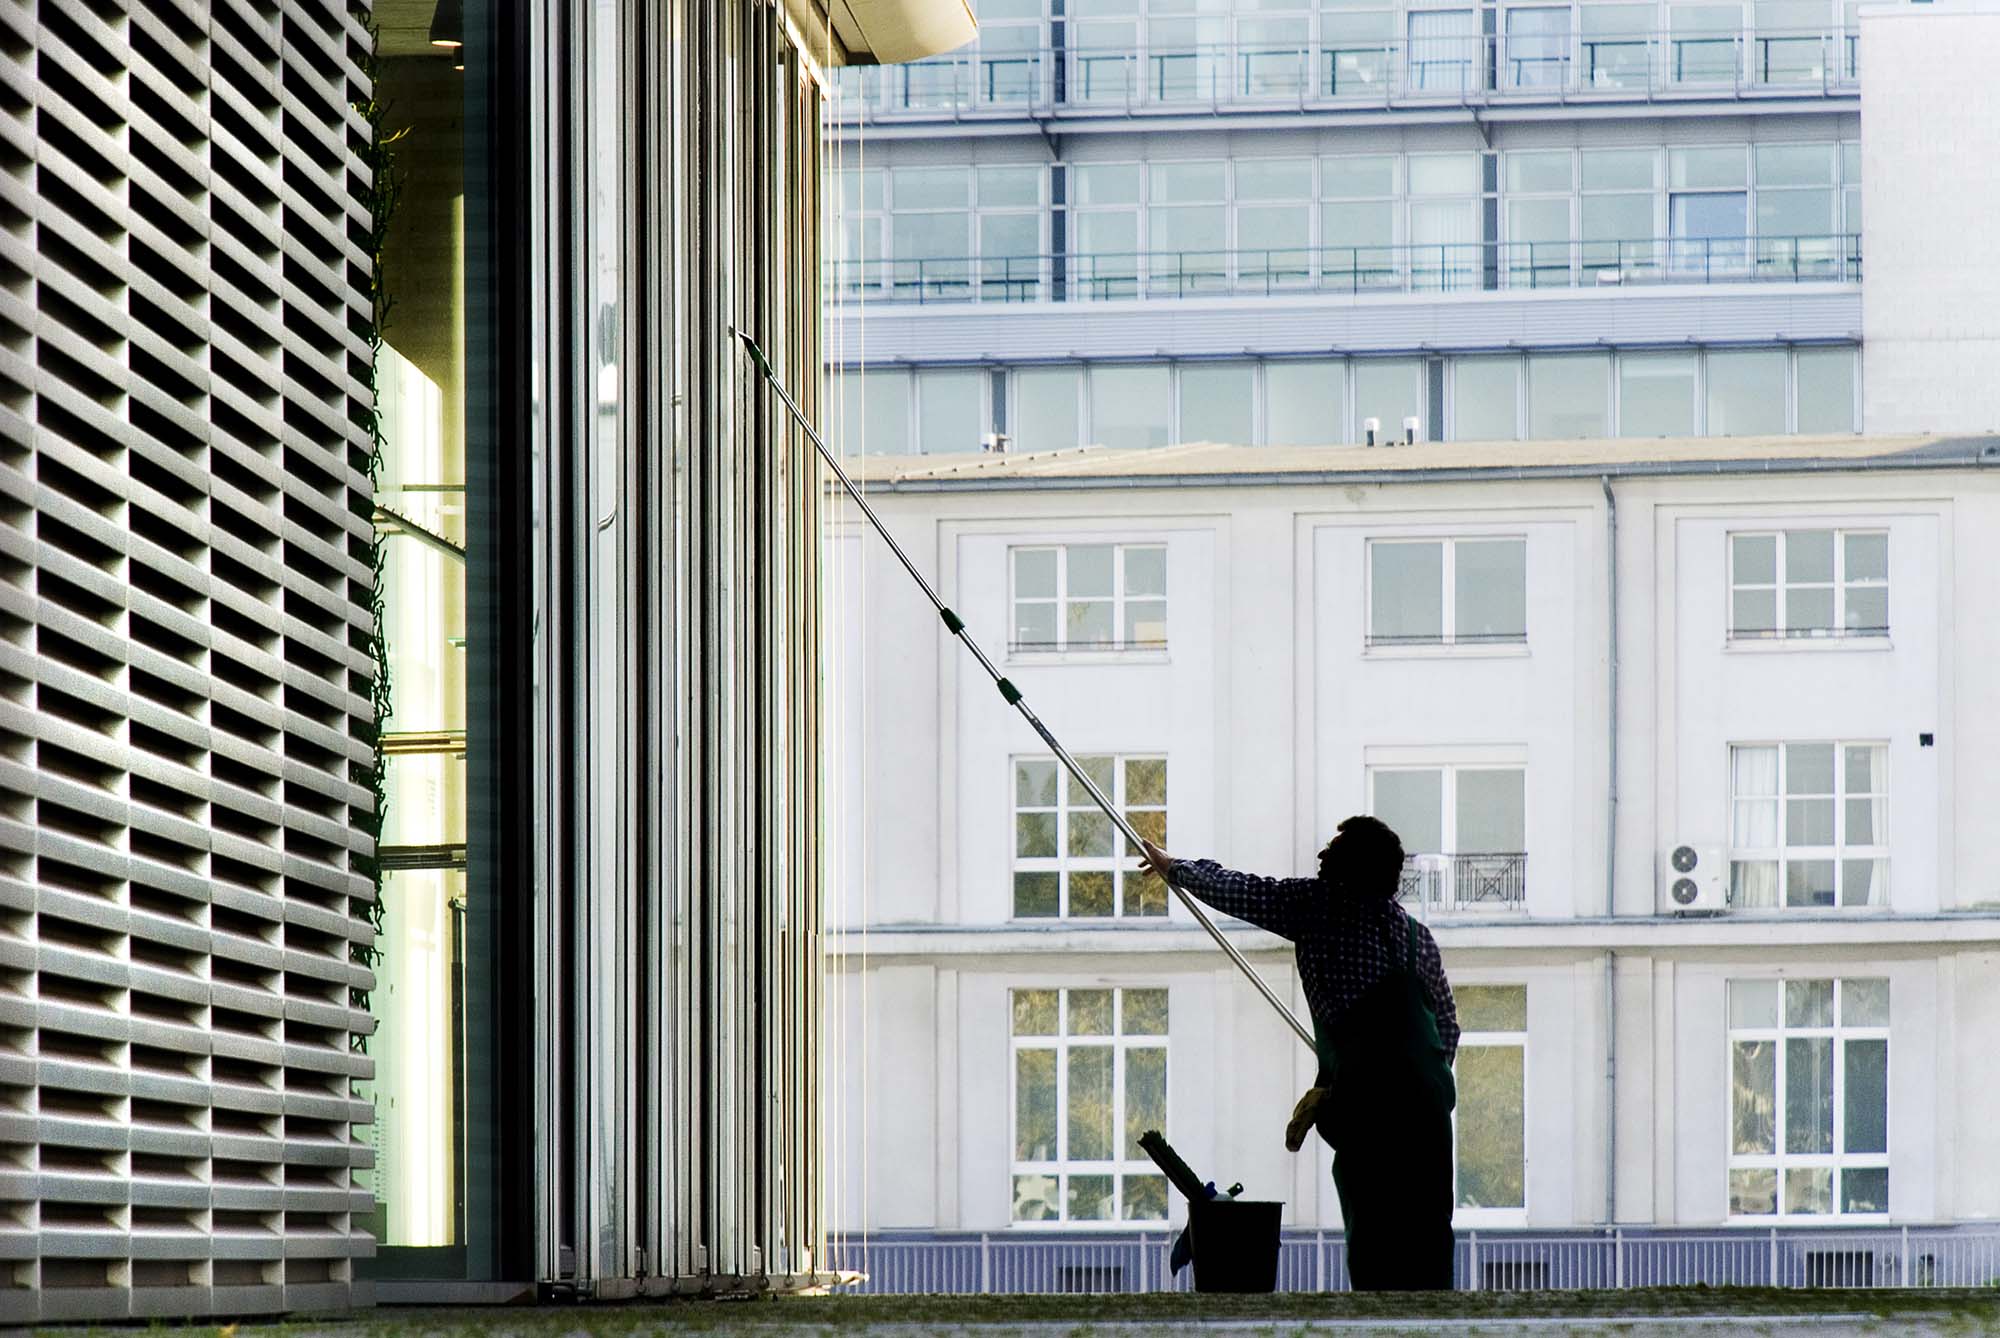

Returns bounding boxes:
[1137,839,1314,941]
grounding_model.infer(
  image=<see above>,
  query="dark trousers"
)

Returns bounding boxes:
[1328,1095,1456,1291]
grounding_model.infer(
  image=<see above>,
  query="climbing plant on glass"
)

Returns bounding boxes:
[348,8,408,1044]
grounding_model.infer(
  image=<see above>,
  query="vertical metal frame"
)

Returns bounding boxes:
[523,0,827,1294]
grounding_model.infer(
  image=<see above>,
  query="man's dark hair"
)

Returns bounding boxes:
[1318,814,1407,901]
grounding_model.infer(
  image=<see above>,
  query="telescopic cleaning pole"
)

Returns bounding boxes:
[735,328,1314,1050]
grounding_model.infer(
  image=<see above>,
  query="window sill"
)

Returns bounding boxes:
[1724,635,1893,655]
[1363,642,1530,661]
[1008,648,1172,668]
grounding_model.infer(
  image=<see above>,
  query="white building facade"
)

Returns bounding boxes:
[823,436,2000,1287]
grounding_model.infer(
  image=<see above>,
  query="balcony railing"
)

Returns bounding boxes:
[1399,852,1528,915]
[830,29,1859,124]
[826,235,1860,306]
[829,1226,2000,1293]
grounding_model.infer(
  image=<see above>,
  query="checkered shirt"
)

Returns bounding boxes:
[1167,858,1460,1063]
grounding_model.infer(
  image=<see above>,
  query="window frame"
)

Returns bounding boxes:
[1008,985,1172,1228]
[1727,740,1889,911]
[1012,753,1170,920]
[1451,984,1530,1226]
[1009,542,1169,655]
[1364,535,1530,652]
[1724,977,1891,1222]
[1366,762,1529,858]
[1726,527,1889,643]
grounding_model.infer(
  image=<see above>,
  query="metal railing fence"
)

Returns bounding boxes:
[825,235,1861,305]
[1397,853,1530,915]
[827,1225,2000,1294]
[831,29,1860,123]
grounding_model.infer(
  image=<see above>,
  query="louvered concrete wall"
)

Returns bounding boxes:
[0,0,377,1323]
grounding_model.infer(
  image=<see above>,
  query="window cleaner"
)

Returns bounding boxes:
[734,328,1313,1049]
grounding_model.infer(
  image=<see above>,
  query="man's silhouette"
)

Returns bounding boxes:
[1138,815,1459,1291]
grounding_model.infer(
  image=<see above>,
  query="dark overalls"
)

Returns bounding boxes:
[1312,916,1458,1291]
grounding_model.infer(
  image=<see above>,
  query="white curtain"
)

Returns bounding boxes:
[1731,746,1780,843]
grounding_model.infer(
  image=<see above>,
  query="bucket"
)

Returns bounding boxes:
[1187,1199,1283,1293]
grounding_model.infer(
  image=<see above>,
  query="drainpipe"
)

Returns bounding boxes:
[1601,476,1619,1229]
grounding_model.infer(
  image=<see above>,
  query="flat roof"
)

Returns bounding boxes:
[836,433,2000,492]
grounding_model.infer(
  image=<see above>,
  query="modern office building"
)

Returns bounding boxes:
[824,0,2000,449]
[823,433,2000,1285]
[3,0,966,1323]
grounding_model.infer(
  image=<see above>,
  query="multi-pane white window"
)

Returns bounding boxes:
[1367,537,1527,647]
[1728,978,1890,1218]
[1011,987,1170,1224]
[1454,986,1527,1219]
[1369,765,1527,857]
[1014,755,1168,918]
[1011,543,1167,651]
[1729,743,1887,909]
[1729,529,1888,639]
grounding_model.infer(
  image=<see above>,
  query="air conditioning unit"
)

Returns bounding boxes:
[1660,844,1726,914]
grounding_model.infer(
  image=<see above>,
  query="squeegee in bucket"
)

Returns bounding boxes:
[735,328,1314,1051]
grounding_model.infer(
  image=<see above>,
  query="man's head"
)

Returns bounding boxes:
[1318,815,1407,901]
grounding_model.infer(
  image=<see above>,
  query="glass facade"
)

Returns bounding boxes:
[362,8,497,1280]
[836,346,1856,452]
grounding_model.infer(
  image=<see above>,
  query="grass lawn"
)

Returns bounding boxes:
[41,1288,2000,1338]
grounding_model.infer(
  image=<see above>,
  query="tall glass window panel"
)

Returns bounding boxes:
[1016,366,1084,452]
[1147,160,1228,295]
[1840,140,1861,244]
[1355,359,1424,441]
[1726,978,1890,1219]
[1409,153,1481,291]
[1527,353,1610,439]
[1369,541,1445,645]
[1267,359,1347,444]
[1582,148,1658,277]
[1618,352,1697,437]
[1455,539,1529,644]
[917,369,985,454]
[1756,143,1838,276]
[891,166,973,298]
[1794,348,1856,434]
[1408,8,1479,92]
[1010,987,1170,1223]
[1234,157,1313,289]
[1178,363,1254,444]
[1754,0,1832,83]
[1452,357,1520,441]
[1090,364,1173,449]
[1322,155,1399,289]
[1372,768,1445,854]
[1455,1025,1527,1212]
[1670,3,1741,83]
[1457,768,1526,853]
[840,368,912,454]
[1707,348,1788,436]
[1670,146,1749,272]
[978,164,1046,299]
[1580,3,1653,89]
[1073,163,1142,298]
[1504,6,1571,87]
